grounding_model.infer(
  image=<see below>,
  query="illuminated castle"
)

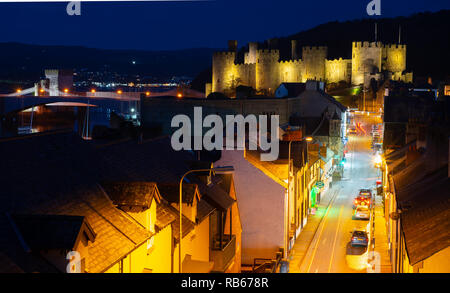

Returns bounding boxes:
[208,40,413,96]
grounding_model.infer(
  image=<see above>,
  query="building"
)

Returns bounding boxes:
[382,143,450,273]
[208,40,413,96]
[0,131,242,273]
[215,139,309,270]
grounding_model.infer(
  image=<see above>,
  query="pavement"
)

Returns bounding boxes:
[288,113,391,273]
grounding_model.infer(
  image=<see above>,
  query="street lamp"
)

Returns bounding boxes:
[178,165,234,273]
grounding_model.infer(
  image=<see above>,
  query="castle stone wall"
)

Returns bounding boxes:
[352,41,383,85]
[255,49,280,94]
[302,46,327,81]
[325,58,352,84]
[211,40,411,96]
[383,44,407,74]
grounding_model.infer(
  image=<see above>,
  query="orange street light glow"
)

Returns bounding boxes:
[177,93,182,98]
[16,89,22,93]
[305,137,313,142]
[91,89,96,93]
[64,89,69,93]
[117,90,123,94]
[146,91,151,96]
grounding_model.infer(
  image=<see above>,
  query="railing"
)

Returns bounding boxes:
[252,249,283,273]
[210,234,236,272]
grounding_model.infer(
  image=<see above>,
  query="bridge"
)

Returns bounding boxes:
[0,94,140,117]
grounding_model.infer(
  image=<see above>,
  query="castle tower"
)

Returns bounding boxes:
[245,42,258,64]
[383,44,406,75]
[302,46,327,82]
[212,50,237,94]
[351,41,383,86]
[255,49,280,94]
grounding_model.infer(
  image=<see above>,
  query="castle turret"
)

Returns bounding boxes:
[383,44,406,74]
[351,41,383,86]
[255,49,280,94]
[212,50,237,94]
[245,42,258,64]
[302,46,327,82]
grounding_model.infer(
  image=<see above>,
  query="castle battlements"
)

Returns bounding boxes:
[211,40,411,95]
[302,46,327,52]
[353,41,383,48]
[384,44,406,49]
[326,58,351,63]
[279,59,302,65]
[256,49,280,54]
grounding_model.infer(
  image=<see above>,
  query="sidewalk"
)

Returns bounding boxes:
[288,183,340,273]
[372,194,392,273]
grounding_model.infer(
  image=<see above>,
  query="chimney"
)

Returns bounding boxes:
[291,40,298,60]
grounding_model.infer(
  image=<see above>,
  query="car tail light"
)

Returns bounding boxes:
[352,237,357,241]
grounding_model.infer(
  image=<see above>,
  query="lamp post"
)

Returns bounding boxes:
[178,165,234,273]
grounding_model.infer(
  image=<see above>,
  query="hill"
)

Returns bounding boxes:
[192,10,450,91]
[0,43,217,83]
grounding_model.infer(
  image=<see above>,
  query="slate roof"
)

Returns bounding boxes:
[101,182,161,210]
[245,150,288,188]
[155,204,176,231]
[290,116,329,136]
[196,176,235,211]
[299,89,347,112]
[11,214,93,251]
[158,183,199,205]
[396,166,450,265]
[278,82,306,97]
[96,136,196,183]
[196,200,216,222]
[0,131,152,273]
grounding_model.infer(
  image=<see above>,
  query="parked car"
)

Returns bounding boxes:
[359,189,372,197]
[354,206,370,220]
[350,230,369,247]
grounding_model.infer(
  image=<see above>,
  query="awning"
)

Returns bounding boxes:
[182,255,214,273]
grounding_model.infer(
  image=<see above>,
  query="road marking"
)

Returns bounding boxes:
[306,192,336,273]
[328,205,344,273]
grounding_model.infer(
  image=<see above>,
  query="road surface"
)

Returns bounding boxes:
[298,113,382,273]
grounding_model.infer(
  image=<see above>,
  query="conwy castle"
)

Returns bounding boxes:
[207,40,413,96]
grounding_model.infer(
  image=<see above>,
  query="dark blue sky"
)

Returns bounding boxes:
[0,0,449,50]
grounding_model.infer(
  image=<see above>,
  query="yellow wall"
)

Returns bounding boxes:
[173,217,211,273]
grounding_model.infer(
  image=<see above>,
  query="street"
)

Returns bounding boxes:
[295,113,383,273]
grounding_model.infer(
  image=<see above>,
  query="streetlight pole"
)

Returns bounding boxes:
[178,166,234,273]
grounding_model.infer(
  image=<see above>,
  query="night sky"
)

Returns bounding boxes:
[0,0,449,51]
